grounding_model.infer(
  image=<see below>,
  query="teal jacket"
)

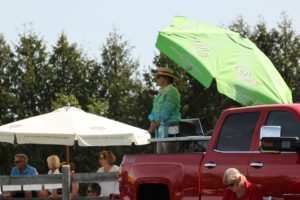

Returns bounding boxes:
[148,84,181,137]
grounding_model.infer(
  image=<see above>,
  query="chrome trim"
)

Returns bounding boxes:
[214,149,297,154]
[204,163,217,168]
[250,162,264,167]
[283,193,300,197]
[214,149,258,154]
[150,136,211,142]
[251,151,296,154]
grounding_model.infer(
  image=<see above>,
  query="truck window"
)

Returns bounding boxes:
[266,111,300,137]
[216,112,260,151]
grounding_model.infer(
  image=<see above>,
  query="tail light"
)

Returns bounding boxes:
[119,167,129,193]
[119,168,123,192]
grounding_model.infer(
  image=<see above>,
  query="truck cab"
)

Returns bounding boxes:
[201,104,300,200]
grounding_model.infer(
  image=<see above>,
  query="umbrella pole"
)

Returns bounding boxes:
[66,145,70,163]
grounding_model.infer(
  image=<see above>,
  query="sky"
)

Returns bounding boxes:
[1,0,299,69]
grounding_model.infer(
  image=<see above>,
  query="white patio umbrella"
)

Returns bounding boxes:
[0,106,150,147]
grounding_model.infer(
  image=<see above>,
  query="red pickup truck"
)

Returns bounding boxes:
[119,104,300,200]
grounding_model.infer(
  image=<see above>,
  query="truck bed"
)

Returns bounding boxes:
[120,153,205,200]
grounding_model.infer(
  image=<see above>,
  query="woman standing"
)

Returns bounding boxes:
[148,67,181,153]
[97,151,119,197]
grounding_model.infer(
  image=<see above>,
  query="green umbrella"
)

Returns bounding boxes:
[155,16,293,106]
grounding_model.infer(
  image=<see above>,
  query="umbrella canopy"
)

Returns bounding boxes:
[156,16,293,106]
[0,106,150,146]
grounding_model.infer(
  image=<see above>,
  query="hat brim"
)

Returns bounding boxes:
[153,72,177,79]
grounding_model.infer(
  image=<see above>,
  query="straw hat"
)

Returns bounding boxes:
[153,67,177,79]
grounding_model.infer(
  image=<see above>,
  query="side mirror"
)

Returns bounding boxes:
[260,126,281,139]
[260,126,300,152]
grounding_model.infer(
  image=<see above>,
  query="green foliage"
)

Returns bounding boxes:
[49,34,87,105]
[51,93,81,110]
[86,98,109,115]
[0,35,17,124]
[13,31,49,118]
[99,29,153,159]
[228,15,252,38]
[100,29,141,122]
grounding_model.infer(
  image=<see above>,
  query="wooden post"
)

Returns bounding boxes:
[66,145,70,163]
[62,165,71,200]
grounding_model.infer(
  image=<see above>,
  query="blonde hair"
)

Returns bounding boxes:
[223,168,246,185]
[47,155,61,169]
[99,150,116,166]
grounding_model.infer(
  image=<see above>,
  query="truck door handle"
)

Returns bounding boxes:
[204,162,217,169]
[250,162,264,168]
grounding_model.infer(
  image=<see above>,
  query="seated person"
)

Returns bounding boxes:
[38,155,61,197]
[10,153,38,198]
[86,183,101,197]
[223,168,263,200]
[60,161,79,198]
[97,151,119,196]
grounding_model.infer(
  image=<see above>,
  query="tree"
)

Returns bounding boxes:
[13,31,49,118]
[228,15,252,38]
[0,35,17,124]
[98,29,155,159]
[100,29,143,124]
[48,34,85,105]
[270,14,300,101]
[49,34,107,113]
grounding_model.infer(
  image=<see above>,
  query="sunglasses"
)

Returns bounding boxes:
[14,160,23,164]
[225,180,237,187]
